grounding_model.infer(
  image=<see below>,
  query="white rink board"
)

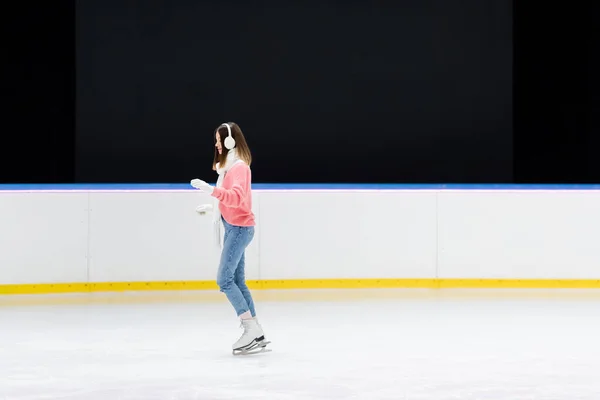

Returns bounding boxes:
[1,188,600,285]
[87,191,260,282]
[436,190,600,279]
[0,193,89,284]
[257,191,438,279]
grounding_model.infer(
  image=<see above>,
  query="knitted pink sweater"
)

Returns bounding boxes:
[211,162,255,227]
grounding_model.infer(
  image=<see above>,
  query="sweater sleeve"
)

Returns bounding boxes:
[211,165,249,208]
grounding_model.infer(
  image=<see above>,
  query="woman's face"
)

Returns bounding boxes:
[215,132,223,154]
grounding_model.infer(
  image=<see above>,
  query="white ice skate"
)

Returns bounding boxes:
[232,318,271,356]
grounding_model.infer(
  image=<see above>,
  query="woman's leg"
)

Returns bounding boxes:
[216,222,254,317]
[233,251,257,317]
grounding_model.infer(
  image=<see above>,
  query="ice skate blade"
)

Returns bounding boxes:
[233,347,272,356]
[232,341,271,356]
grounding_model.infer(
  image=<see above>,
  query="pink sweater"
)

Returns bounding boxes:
[211,163,255,227]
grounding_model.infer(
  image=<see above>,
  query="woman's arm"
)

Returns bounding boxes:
[211,165,250,208]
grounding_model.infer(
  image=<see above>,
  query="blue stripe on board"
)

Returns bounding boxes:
[1,183,600,191]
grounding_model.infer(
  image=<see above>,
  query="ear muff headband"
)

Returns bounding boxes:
[222,123,236,150]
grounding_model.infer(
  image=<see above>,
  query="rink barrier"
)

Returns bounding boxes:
[3,183,600,295]
[3,183,600,191]
[2,279,600,295]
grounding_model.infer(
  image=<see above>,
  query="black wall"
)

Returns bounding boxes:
[2,1,597,184]
[513,2,598,184]
[76,0,512,184]
[2,1,74,184]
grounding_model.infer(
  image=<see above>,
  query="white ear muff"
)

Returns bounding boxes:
[222,123,236,150]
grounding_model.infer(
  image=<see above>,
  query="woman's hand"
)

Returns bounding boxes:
[195,203,213,215]
[190,178,214,194]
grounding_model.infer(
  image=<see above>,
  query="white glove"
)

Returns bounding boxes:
[190,178,214,194]
[195,204,213,215]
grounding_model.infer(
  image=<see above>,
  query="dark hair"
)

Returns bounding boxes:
[213,122,252,170]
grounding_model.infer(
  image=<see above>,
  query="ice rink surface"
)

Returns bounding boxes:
[1,288,599,400]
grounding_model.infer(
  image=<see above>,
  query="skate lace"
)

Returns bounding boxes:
[235,320,255,345]
[238,320,251,336]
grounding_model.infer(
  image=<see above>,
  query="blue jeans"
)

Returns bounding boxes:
[217,217,256,317]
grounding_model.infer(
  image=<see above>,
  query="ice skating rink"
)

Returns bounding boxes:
[1,288,599,400]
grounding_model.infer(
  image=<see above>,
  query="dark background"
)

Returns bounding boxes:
[75,0,512,184]
[2,1,597,184]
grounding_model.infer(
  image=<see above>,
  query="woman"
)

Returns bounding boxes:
[190,122,268,355]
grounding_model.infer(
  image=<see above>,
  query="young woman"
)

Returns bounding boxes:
[190,122,268,354]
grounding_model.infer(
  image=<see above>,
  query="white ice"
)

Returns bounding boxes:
[1,289,599,399]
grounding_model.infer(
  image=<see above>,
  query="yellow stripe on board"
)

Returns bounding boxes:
[2,278,600,295]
